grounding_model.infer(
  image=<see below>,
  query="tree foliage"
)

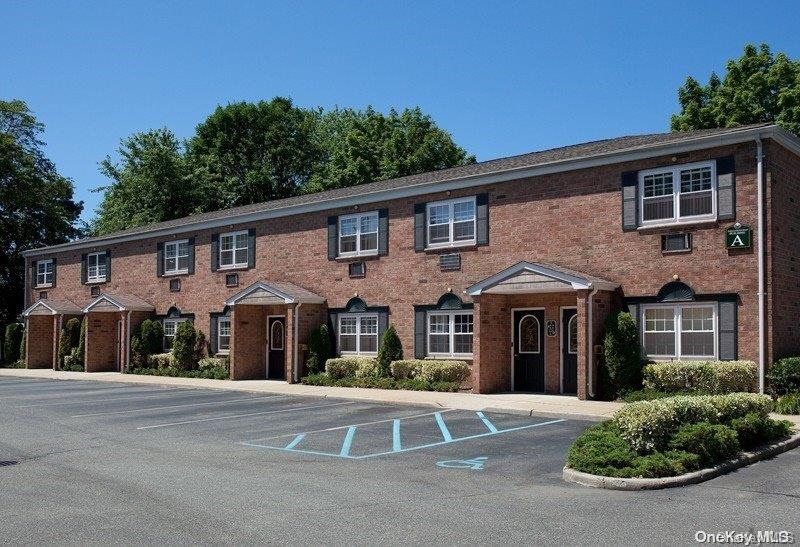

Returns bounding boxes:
[4,323,23,365]
[671,43,800,136]
[377,324,403,377]
[172,321,198,370]
[306,324,333,374]
[602,311,642,399]
[58,317,81,364]
[75,317,86,364]
[0,100,83,324]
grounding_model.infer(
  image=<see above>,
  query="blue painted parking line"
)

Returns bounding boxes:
[240,411,566,460]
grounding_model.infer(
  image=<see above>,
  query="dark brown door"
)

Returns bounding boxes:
[513,309,545,392]
[267,317,286,380]
[561,308,578,394]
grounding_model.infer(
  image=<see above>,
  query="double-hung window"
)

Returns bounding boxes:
[427,197,476,248]
[36,259,54,287]
[164,240,189,275]
[217,317,231,353]
[639,161,716,225]
[338,314,378,355]
[642,304,716,360]
[428,311,473,357]
[339,211,378,257]
[87,252,107,283]
[219,230,248,269]
[163,318,190,351]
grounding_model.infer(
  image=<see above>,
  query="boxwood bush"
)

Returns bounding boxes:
[325,357,375,379]
[389,360,470,383]
[767,357,800,396]
[643,361,757,394]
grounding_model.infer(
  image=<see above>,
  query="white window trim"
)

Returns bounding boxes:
[517,314,541,354]
[641,303,718,361]
[217,316,231,354]
[163,318,191,352]
[426,196,477,249]
[35,259,54,288]
[164,239,190,276]
[219,230,249,270]
[86,252,107,284]
[338,313,379,356]
[638,160,717,227]
[338,211,379,258]
[427,310,474,358]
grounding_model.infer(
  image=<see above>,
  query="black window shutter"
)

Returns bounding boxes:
[156,242,164,277]
[716,156,736,221]
[211,234,219,271]
[476,193,489,246]
[209,315,218,355]
[328,312,338,354]
[718,300,737,360]
[378,209,389,255]
[413,203,426,251]
[187,237,195,274]
[626,303,641,357]
[621,171,639,231]
[414,309,426,359]
[377,311,389,351]
[30,260,37,288]
[104,250,111,283]
[247,228,256,269]
[80,254,87,284]
[327,216,338,260]
[51,258,57,288]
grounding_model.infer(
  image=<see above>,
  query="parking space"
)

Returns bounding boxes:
[1,376,798,544]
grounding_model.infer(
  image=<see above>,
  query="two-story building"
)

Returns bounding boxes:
[20,123,800,399]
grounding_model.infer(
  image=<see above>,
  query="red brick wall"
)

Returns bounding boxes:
[28,141,769,377]
[85,312,120,372]
[25,315,55,369]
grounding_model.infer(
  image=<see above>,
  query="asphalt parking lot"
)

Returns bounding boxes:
[1,376,798,545]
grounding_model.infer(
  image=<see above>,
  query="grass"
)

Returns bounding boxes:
[301,373,460,392]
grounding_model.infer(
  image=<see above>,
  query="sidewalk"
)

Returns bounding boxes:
[0,368,623,420]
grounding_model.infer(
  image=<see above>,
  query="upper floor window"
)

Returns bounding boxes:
[339,211,378,257]
[427,197,476,248]
[639,161,716,226]
[428,310,473,357]
[36,259,54,287]
[87,252,107,283]
[642,304,716,360]
[219,230,248,269]
[338,314,378,355]
[164,240,189,275]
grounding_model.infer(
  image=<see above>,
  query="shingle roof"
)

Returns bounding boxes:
[31,123,779,253]
[84,292,155,312]
[22,298,83,316]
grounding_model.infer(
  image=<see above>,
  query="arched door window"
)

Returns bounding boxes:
[568,315,578,354]
[270,321,284,351]
[518,315,540,354]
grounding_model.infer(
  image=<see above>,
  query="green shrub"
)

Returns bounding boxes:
[61,355,85,372]
[622,388,710,402]
[58,327,72,365]
[669,422,740,467]
[730,413,793,449]
[355,359,379,378]
[775,392,800,415]
[194,329,207,363]
[139,319,164,355]
[75,318,86,364]
[602,311,643,398]
[20,330,26,361]
[767,357,800,396]
[377,325,403,377]
[58,318,82,367]
[172,321,198,370]
[306,324,333,374]
[3,323,23,365]
[614,393,773,452]
[148,353,175,368]
[390,360,421,380]
[417,360,470,383]
[325,357,374,379]
[643,361,757,394]
[299,373,459,392]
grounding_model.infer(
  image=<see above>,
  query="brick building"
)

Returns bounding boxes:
[20,124,800,399]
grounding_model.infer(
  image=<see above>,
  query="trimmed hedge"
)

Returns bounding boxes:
[643,361,757,394]
[301,373,460,392]
[389,360,470,383]
[148,353,175,369]
[613,393,773,452]
[767,357,800,396]
[325,357,375,379]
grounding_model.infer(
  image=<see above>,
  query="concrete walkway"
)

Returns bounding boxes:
[0,368,623,420]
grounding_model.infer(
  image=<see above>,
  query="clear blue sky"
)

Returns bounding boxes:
[3,0,799,224]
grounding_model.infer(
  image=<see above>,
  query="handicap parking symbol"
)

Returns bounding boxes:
[436,456,488,470]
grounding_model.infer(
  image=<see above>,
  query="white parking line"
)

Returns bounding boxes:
[14,389,213,408]
[136,401,356,430]
[71,395,288,418]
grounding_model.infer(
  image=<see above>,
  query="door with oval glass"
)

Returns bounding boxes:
[513,309,545,392]
[267,316,286,380]
[561,308,578,394]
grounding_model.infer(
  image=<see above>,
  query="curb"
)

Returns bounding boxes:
[562,432,800,490]
[483,407,610,422]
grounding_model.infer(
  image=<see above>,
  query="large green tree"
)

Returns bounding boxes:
[671,43,800,135]
[0,99,83,325]
[93,128,195,234]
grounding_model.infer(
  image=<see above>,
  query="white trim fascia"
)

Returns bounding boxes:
[466,261,618,296]
[83,293,152,313]
[22,125,795,257]
[22,300,57,317]
[225,281,325,306]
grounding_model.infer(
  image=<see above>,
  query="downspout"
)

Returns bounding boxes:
[756,137,765,394]
[587,284,599,399]
[125,311,132,373]
[293,303,303,382]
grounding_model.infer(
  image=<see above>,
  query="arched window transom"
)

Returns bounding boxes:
[519,315,540,354]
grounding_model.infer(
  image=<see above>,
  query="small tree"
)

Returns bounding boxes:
[193,330,207,364]
[306,324,333,374]
[75,318,86,364]
[377,324,403,377]
[58,318,81,366]
[4,323,23,365]
[139,319,164,355]
[173,321,198,370]
[20,330,27,363]
[602,311,643,399]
